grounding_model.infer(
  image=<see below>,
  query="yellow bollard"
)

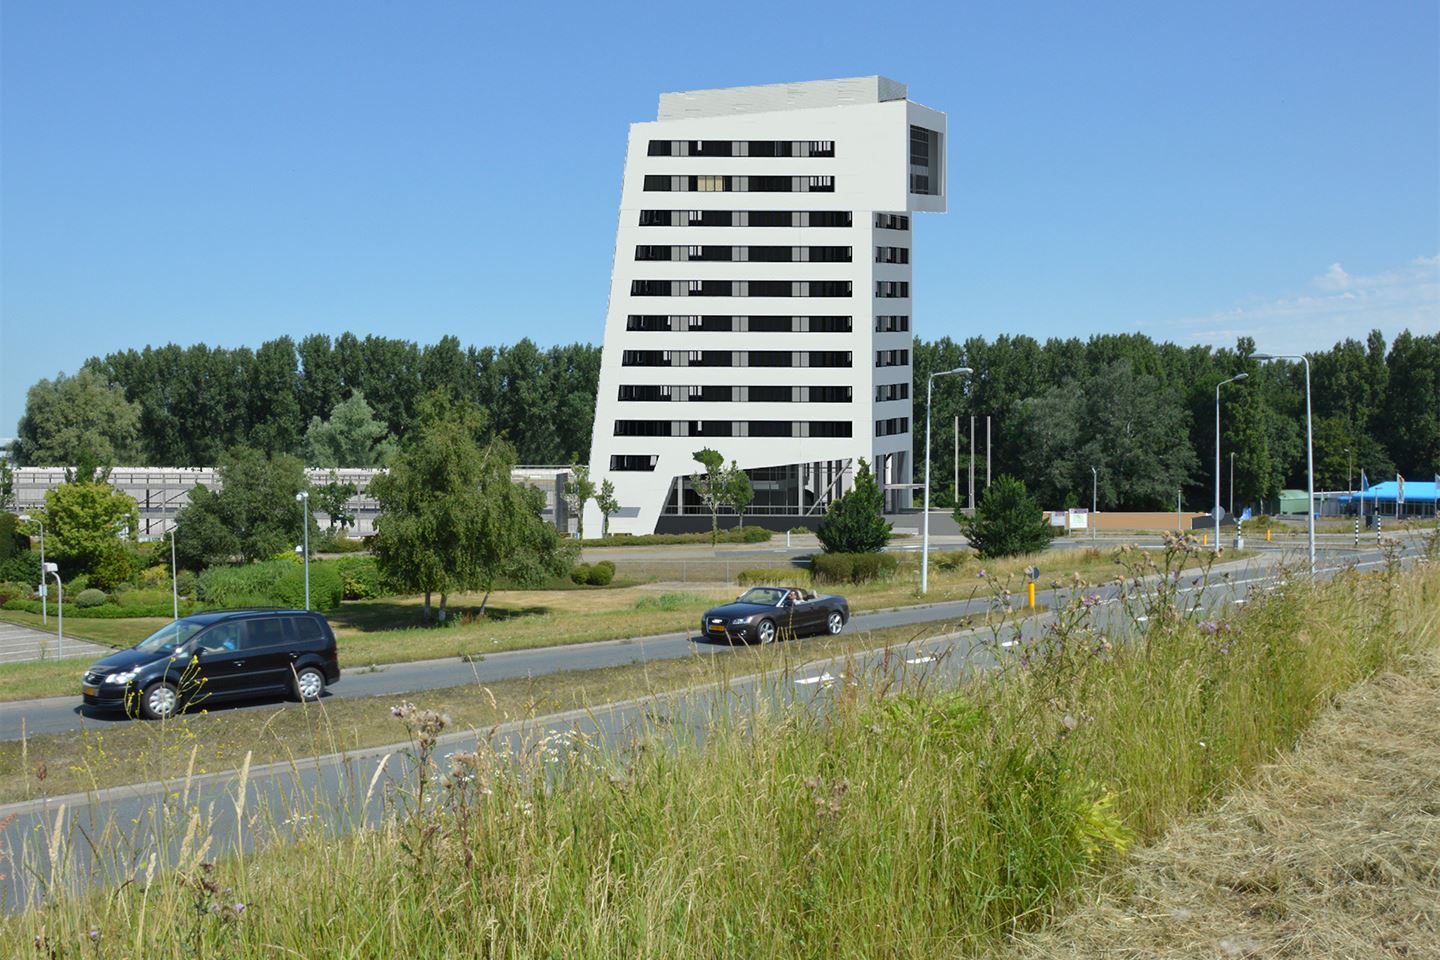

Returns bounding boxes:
[1028,581,1036,610]
[1266,528,1271,542]
[1203,533,1208,546]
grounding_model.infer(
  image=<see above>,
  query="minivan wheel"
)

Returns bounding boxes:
[293,666,325,702]
[139,681,180,721]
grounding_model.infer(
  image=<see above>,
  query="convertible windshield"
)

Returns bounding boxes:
[737,588,787,606]
[133,618,209,655]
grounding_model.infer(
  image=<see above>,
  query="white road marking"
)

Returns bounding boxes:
[795,673,839,686]
[905,655,936,665]
[1000,640,1019,648]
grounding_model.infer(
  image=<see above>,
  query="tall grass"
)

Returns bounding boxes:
[5,544,1437,958]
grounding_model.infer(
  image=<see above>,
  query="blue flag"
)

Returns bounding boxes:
[1360,469,1370,491]
[1240,507,1253,521]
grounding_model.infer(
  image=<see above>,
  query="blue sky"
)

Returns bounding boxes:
[2,1,1436,434]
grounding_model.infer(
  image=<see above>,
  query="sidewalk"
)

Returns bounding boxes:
[0,620,109,664]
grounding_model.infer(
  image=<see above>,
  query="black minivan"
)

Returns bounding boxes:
[82,609,341,720]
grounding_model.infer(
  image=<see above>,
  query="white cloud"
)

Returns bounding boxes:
[1173,254,1439,352]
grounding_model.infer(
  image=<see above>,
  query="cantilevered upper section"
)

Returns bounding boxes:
[658,76,909,121]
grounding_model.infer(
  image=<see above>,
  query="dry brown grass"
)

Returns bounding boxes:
[998,649,1440,959]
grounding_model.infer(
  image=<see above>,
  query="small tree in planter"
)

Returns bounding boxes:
[958,474,1053,559]
[595,479,619,538]
[692,448,726,545]
[724,460,754,529]
[816,459,891,554]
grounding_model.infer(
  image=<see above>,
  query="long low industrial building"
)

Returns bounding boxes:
[10,466,574,540]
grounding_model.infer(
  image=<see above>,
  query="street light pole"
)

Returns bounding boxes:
[1215,373,1249,553]
[296,490,311,610]
[1229,451,1235,517]
[42,562,62,659]
[1090,466,1097,539]
[19,514,46,624]
[1254,354,1315,572]
[923,366,973,594]
[169,527,179,622]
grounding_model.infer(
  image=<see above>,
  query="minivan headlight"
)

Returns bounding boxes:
[104,669,139,685]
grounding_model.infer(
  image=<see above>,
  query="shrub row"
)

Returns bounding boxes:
[582,526,772,547]
[811,552,900,584]
[570,560,616,586]
[736,567,812,587]
[199,558,344,610]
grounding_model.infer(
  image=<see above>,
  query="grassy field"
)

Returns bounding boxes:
[4,543,1427,957]
[999,647,1440,959]
[0,545,1256,703]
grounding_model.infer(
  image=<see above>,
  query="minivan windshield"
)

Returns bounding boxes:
[133,618,209,656]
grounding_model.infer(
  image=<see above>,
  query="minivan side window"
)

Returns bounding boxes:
[241,617,294,651]
[293,617,324,642]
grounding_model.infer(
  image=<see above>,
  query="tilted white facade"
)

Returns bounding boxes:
[586,77,946,534]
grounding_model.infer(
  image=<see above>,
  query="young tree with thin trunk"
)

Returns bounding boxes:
[596,479,619,538]
[724,460,753,529]
[563,464,596,539]
[692,448,725,545]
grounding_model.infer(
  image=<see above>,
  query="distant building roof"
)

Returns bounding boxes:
[657,76,908,120]
[1337,480,1439,504]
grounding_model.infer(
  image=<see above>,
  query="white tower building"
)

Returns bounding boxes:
[586,76,946,534]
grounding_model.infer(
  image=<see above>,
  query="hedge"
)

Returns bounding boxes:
[736,567,813,587]
[199,558,344,610]
[810,552,900,584]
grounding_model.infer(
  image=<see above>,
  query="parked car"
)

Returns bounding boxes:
[81,609,341,720]
[700,586,849,644]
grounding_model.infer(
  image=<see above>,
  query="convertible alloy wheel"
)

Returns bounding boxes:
[827,611,845,635]
[756,619,777,644]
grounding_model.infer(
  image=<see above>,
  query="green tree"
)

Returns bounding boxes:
[304,391,396,468]
[1382,331,1440,477]
[817,459,892,554]
[723,461,754,527]
[958,475,1053,559]
[596,479,619,538]
[370,396,570,623]
[12,369,141,467]
[314,471,358,530]
[173,447,313,568]
[692,448,726,545]
[44,480,140,588]
[0,460,14,511]
[563,464,596,539]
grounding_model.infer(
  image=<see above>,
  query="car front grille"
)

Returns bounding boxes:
[83,672,104,685]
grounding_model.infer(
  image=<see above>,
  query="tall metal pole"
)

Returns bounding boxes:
[296,491,311,610]
[968,416,975,511]
[985,415,992,488]
[169,528,179,621]
[953,415,959,512]
[1229,451,1235,517]
[1215,374,1248,553]
[1091,466,1097,539]
[923,367,972,594]
[1253,355,1315,573]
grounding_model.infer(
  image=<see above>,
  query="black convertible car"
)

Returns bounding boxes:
[700,586,850,644]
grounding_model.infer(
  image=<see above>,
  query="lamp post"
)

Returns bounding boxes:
[42,561,62,659]
[18,513,46,624]
[1253,354,1315,572]
[1214,373,1248,553]
[923,366,973,593]
[169,527,179,622]
[295,490,311,610]
[1090,466,1098,539]
[1229,451,1235,517]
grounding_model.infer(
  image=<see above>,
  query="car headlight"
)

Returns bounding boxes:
[104,669,139,685]
[729,616,753,625]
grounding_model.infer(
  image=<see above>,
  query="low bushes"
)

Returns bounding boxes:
[335,556,385,600]
[74,588,109,608]
[736,567,812,587]
[631,591,707,611]
[199,558,344,610]
[811,552,900,584]
[928,550,970,571]
[571,560,617,586]
[583,527,772,547]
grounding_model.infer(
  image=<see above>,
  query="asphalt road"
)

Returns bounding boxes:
[0,541,1419,910]
[0,544,1315,741]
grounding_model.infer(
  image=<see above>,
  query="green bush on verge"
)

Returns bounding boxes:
[957,475,1054,559]
[74,588,109,608]
[199,558,343,610]
[736,567,812,587]
[586,562,615,586]
[582,526,772,547]
[811,552,899,584]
